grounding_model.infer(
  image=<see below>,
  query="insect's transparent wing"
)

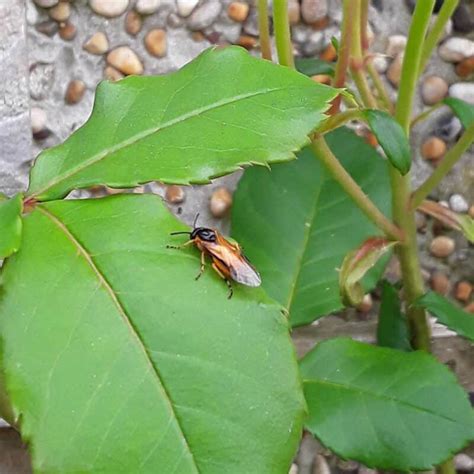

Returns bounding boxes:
[229,258,262,287]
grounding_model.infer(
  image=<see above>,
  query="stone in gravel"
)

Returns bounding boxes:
[238,35,256,50]
[357,294,373,313]
[83,32,109,55]
[313,455,331,474]
[421,136,446,161]
[449,194,469,213]
[387,52,403,88]
[320,43,336,62]
[301,0,328,24]
[430,236,455,258]
[454,453,474,471]
[104,66,124,81]
[176,0,199,17]
[289,463,298,474]
[465,302,474,314]
[167,12,184,27]
[188,0,222,30]
[243,8,259,36]
[210,187,232,217]
[372,54,389,74]
[449,82,474,104]
[438,37,474,63]
[49,1,71,21]
[469,205,474,218]
[136,0,160,14]
[89,0,129,17]
[145,29,167,57]
[311,74,331,85]
[337,459,359,472]
[36,20,59,37]
[59,21,77,40]
[165,185,185,204]
[125,10,143,36]
[29,63,55,100]
[430,271,450,295]
[386,34,407,57]
[455,57,474,78]
[65,79,86,104]
[303,30,324,56]
[455,281,472,303]
[107,46,143,75]
[421,76,448,105]
[288,0,301,25]
[228,2,249,22]
[452,3,474,33]
[34,0,59,7]
[30,107,47,135]
[415,212,427,232]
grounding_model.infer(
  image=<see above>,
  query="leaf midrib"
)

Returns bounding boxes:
[30,85,305,199]
[304,378,471,427]
[37,205,200,473]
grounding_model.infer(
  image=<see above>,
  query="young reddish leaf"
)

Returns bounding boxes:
[339,237,397,307]
[418,200,474,243]
[0,193,23,259]
[443,97,474,129]
[416,292,474,342]
[364,109,412,175]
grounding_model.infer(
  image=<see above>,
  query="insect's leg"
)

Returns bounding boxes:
[211,262,233,299]
[166,240,194,250]
[195,252,206,280]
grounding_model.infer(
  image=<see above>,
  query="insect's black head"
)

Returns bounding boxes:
[191,227,217,242]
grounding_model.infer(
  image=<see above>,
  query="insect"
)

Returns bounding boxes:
[167,215,261,299]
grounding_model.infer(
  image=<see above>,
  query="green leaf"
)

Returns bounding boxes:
[300,338,474,471]
[27,46,338,201]
[0,195,304,473]
[377,281,412,351]
[443,97,474,129]
[232,128,391,327]
[0,194,23,259]
[363,109,411,175]
[295,58,335,77]
[416,291,474,342]
[339,238,397,307]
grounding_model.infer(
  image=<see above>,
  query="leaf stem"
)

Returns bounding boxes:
[329,0,354,114]
[410,102,444,128]
[366,61,393,112]
[419,0,459,73]
[317,109,363,135]
[257,0,272,61]
[411,122,474,208]
[273,0,294,68]
[311,138,403,242]
[349,1,377,109]
[391,0,436,352]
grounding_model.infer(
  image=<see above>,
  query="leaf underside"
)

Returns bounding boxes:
[27,46,337,201]
[0,195,305,473]
[232,128,391,327]
[416,292,474,342]
[300,338,474,471]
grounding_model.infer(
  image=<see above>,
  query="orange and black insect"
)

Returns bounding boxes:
[167,215,261,299]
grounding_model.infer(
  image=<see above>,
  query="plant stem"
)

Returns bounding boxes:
[317,109,363,135]
[257,0,272,61]
[349,1,377,109]
[410,102,443,128]
[390,0,436,352]
[329,0,354,114]
[411,122,474,208]
[419,0,459,73]
[438,459,457,474]
[311,138,403,241]
[366,61,393,112]
[273,0,294,68]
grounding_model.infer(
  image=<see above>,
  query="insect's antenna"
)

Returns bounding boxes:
[193,213,200,229]
[170,231,191,236]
